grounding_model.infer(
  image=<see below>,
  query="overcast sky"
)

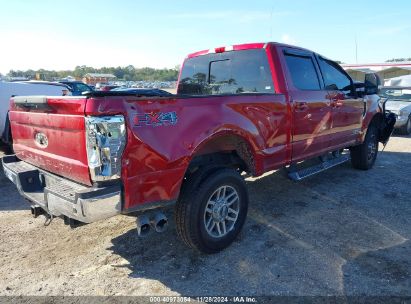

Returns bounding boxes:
[0,0,410,74]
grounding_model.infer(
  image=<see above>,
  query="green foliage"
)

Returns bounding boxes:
[385,58,411,62]
[7,65,179,81]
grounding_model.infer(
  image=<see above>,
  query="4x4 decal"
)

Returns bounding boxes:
[133,111,178,127]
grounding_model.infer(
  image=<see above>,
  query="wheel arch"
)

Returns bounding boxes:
[185,131,258,177]
[362,112,383,141]
[363,111,397,144]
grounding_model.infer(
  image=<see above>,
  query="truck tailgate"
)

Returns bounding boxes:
[9,96,91,186]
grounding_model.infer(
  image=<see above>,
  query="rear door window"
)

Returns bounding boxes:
[178,49,274,95]
[284,53,321,90]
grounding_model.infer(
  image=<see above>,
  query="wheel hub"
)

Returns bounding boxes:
[212,200,229,222]
[204,185,240,238]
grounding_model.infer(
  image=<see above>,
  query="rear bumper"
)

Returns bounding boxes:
[2,155,122,223]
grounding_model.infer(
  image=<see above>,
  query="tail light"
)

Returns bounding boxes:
[85,115,126,182]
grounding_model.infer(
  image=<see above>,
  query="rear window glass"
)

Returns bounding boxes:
[284,54,321,90]
[178,49,275,95]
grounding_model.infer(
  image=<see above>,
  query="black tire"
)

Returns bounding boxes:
[175,167,249,254]
[398,117,411,135]
[350,124,379,170]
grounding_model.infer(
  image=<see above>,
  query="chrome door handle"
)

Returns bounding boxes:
[295,102,309,111]
[331,100,344,108]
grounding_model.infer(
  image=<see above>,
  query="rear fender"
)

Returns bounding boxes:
[189,132,258,175]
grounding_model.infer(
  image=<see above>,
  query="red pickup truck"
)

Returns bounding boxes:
[2,42,395,253]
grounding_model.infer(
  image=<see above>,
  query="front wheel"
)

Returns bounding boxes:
[350,124,379,170]
[175,167,249,254]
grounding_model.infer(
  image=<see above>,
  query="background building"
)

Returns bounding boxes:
[342,62,411,84]
[82,73,116,85]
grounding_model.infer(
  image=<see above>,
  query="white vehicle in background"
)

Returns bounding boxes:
[380,86,411,135]
[0,81,70,147]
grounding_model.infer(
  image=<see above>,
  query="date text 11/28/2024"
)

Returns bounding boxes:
[149,296,257,303]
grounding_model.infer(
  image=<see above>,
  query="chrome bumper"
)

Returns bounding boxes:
[2,155,121,223]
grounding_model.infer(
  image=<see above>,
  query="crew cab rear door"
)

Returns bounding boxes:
[316,56,364,147]
[282,49,332,162]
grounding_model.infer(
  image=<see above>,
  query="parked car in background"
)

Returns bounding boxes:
[59,81,93,96]
[380,87,411,135]
[110,87,173,96]
[100,85,119,91]
[18,81,70,95]
[384,75,411,87]
[0,81,70,146]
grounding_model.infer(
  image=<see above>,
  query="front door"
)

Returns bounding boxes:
[317,56,364,147]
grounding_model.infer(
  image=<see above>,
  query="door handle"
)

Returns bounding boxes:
[331,100,344,108]
[295,101,309,111]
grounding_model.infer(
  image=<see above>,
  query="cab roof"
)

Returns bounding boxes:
[186,42,313,59]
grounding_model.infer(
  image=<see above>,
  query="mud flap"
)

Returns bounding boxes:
[1,112,12,145]
[379,112,396,146]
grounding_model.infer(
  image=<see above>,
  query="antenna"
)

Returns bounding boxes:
[355,35,358,63]
[269,8,273,40]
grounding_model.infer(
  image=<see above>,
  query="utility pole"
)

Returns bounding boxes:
[269,8,273,40]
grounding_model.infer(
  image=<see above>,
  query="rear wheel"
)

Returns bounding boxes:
[350,124,379,170]
[175,167,248,254]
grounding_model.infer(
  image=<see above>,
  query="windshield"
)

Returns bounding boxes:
[380,88,411,101]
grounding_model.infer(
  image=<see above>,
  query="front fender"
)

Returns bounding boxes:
[379,112,396,145]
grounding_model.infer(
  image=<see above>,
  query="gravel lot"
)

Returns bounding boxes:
[0,135,410,297]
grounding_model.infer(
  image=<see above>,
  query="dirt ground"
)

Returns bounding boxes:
[0,135,410,297]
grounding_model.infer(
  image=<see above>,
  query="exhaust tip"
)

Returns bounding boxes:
[136,215,151,237]
[152,212,168,233]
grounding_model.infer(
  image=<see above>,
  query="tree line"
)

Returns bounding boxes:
[6,65,180,81]
[385,58,411,62]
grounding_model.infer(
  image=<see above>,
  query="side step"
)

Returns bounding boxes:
[288,154,350,181]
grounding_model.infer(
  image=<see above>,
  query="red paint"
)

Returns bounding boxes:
[187,42,266,59]
[9,42,382,212]
[9,97,91,185]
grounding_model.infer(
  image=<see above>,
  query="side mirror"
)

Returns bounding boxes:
[325,84,339,91]
[364,73,381,95]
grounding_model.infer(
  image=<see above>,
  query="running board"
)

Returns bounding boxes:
[288,154,351,181]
